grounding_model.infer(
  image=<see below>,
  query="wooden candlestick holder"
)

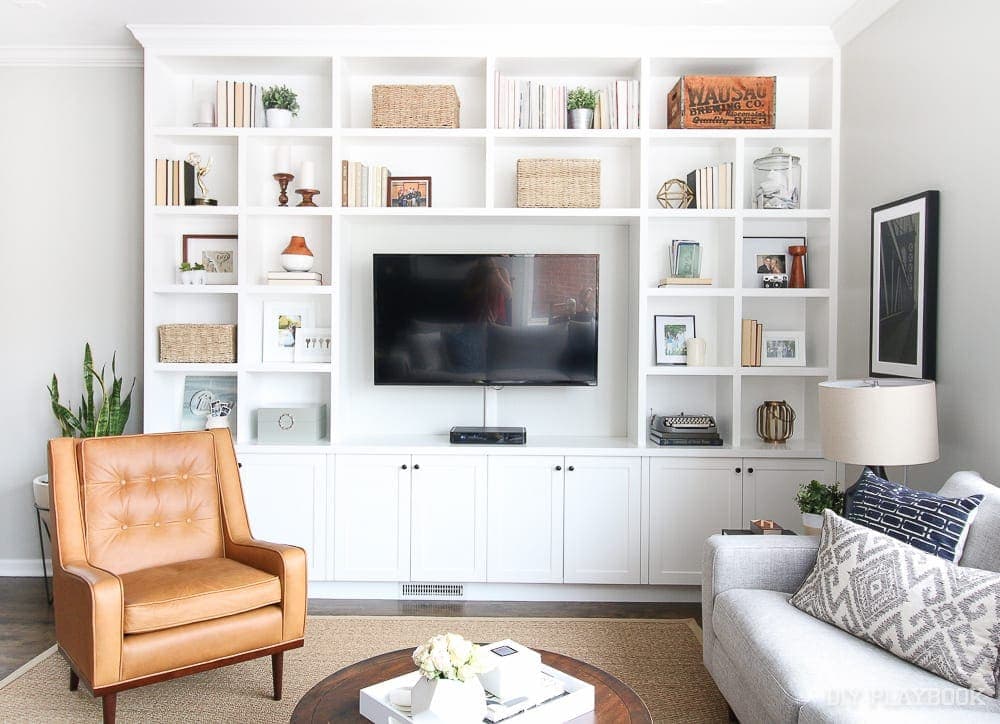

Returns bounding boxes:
[295,188,320,207]
[787,245,807,288]
[273,173,294,207]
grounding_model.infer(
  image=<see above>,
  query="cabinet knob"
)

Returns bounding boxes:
[401,464,408,470]
[555,465,562,471]
[735,467,742,474]
[747,467,754,474]
[567,466,575,472]
[413,464,420,470]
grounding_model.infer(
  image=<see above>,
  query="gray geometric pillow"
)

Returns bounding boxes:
[790,510,1000,696]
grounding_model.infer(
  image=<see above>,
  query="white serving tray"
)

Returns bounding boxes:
[360,665,596,724]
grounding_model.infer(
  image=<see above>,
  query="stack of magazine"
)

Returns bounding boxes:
[484,671,568,723]
[659,240,711,286]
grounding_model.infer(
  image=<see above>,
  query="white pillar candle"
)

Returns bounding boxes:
[275,145,291,174]
[299,160,316,189]
[198,101,215,126]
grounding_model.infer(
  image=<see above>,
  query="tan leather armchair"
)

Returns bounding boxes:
[48,429,306,723]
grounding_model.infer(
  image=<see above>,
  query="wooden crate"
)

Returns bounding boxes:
[667,75,775,129]
[158,324,237,363]
[516,159,601,208]
[371,84,460,128]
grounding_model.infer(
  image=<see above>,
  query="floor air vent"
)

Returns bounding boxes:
[401,583,464,598]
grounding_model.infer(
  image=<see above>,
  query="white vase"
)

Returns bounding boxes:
[802,512,823,536]
[205,415,229,430]
[266,108,293,128]
[33,474,50,528]
[410,676,486,723]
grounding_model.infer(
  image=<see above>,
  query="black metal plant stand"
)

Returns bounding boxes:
[33,503,52,605]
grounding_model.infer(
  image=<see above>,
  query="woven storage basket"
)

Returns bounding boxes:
[371,84,460,128]
[158,324,237,363]
[516,158,601,208]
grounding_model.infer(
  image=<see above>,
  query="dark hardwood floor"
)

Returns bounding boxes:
[0,576,700,680]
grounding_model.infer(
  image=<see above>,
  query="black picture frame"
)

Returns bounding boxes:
[869,190,939,379]
[653,314,696,365]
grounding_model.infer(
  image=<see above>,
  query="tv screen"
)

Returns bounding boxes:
[374,254,599,386]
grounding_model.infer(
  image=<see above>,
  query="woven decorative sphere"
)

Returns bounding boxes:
[656,179,694,209]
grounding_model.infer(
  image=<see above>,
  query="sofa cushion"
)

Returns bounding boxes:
[939,471,1000,572]
[846,468,982,562]
[790,511,1000,696]
[713,588,1000,723]
[120,557,281,634]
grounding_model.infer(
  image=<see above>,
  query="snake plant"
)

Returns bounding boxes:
[48,343,135,437]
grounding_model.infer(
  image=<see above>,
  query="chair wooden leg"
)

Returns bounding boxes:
[272,652,284,701]
[102,693,117,724]
[69,669,79,691]
[727,704,739,722]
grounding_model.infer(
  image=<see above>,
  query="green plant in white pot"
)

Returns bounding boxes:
[795,480,845,535]
[262,84,299,129]
[567,86,597,130]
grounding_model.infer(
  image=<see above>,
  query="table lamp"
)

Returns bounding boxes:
[818,378,939,480]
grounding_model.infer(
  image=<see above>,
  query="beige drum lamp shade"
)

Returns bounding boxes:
[818,379,939,466]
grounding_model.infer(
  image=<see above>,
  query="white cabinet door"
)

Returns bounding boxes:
[563,456,642,584]
[743,458,837,534]
[487,456,564,583]
[333,454,411,581]
[648,458,741,585]
[237,453,327,580]
[410,454,488,582]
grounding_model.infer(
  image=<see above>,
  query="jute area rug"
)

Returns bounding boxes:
[0,616,727,723]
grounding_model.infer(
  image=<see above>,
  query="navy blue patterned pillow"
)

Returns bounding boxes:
[845,469,983,562]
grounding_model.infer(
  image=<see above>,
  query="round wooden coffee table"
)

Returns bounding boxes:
[291,647,651,723]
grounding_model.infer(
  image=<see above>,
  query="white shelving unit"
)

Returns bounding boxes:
[132,26,839,598]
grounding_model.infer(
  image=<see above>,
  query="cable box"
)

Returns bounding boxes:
[450,426,526,445]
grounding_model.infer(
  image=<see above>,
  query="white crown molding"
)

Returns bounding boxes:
[0,45,141,67]
[832,0,902,46]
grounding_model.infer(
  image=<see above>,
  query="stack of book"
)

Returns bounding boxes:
[267,271,323,287]
[741,318,765,366]
[215,81,259,128]
[153,159,195,206]
[494,75,640,129]
[341,161,391,207]
[658,240,712,286]
[686,162,734,209]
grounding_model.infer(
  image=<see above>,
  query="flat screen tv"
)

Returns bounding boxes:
[374,253,599,386]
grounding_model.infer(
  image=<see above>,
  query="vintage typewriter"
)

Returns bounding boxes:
[649,413,723,446]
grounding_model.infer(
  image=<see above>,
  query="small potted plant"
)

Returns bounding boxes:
[567,86,597,129]
[410,633,491,722]
[262,84,300,128]
[178,261,206,285]
[795,480,845,535]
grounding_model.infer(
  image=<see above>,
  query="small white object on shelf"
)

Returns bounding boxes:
[300,160,316,189]
[275,145,291,175]
[195,101,215,127]
[478,639,541,701]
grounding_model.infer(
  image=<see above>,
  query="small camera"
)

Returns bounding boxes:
[762,273,789,289]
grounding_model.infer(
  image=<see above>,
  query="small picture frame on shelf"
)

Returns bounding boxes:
[743,236,805,289]
[654,314,696,365]
[180,375,237,431]
[183,234,237,285]
[761,330,806,366]
[387,176,431,207]
[262,300,317,362]
[293,327,332,363]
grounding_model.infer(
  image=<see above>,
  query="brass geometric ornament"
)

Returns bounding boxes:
[656,179,694,209]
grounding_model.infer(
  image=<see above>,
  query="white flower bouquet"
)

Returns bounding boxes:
[412,633,490,682]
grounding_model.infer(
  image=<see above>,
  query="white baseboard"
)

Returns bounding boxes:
[0,559,51,577]
[308,580,701,603]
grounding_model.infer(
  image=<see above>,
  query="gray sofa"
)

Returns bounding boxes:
[703,471,1000,723]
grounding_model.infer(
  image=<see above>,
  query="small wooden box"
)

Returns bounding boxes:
[371,84,460,128]
[667,75,776,129]
[158,324,237,363]
[516,158,601,208]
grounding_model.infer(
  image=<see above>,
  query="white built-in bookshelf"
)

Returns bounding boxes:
[133,26,839,459]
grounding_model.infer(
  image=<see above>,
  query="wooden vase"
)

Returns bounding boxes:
[788,245,807,288]
[280,235,314,272]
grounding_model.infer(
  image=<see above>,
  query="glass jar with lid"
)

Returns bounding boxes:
[752,146,801,209]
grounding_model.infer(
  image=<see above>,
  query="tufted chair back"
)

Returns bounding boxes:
[77,432,224,575]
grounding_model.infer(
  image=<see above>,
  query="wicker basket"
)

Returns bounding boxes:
[158,324,237,363]
[516,159,601,208]
[371,84,460,128]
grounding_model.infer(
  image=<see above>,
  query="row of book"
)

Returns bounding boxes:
[215,81,260,128]
[340,161,391,207]
[741,318,765,366]
[266,271,324,287]
[659,239,712,286]
[686,162,734,209]
[494,74,640,130]
[153,159,195,206]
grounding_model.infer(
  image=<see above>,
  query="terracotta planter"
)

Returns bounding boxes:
[280,235,314,272]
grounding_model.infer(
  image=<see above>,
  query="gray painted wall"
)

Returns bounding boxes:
[840,0,1000,489]
[0,66,143,567]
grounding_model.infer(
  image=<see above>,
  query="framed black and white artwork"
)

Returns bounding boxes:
[870,191,939,379]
